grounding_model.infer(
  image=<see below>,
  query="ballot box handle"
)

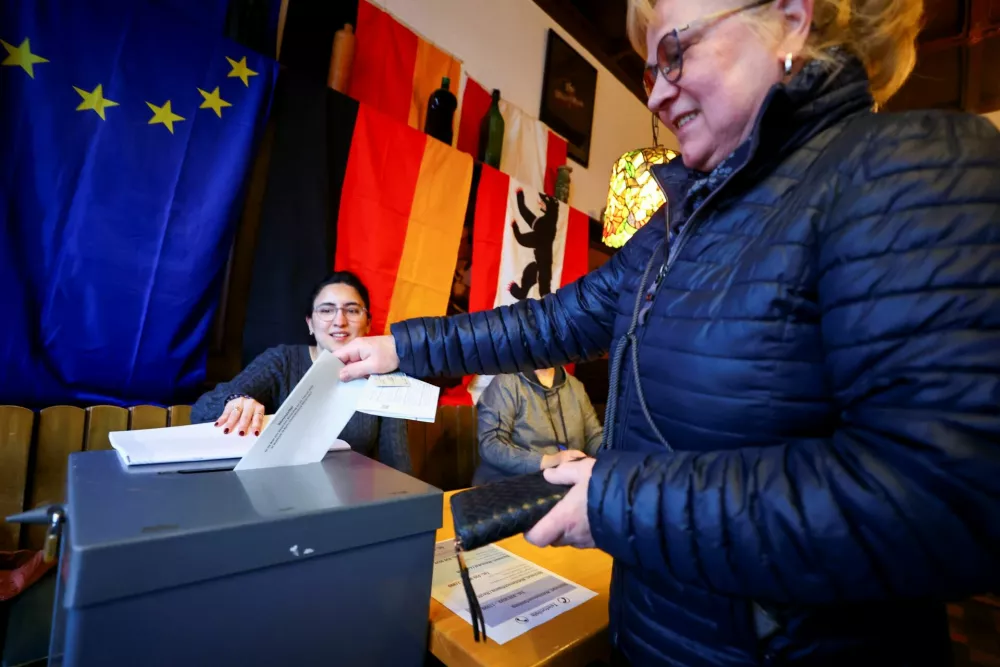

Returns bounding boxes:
[7,504,66,563]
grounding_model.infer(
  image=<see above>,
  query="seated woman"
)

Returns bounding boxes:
[191,271,412,474]
[472,367,603,485]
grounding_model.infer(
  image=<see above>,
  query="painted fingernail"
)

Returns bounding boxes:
[254,430,260,436]
[223,428,230,434]
[239,431,245,436]
[214,421,219,426]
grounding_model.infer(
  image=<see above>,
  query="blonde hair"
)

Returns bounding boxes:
[627,0,924,105]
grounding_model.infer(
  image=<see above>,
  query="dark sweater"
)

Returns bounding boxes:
[191,344,412,474]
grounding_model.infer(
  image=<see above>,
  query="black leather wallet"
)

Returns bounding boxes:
[449,472,571,642]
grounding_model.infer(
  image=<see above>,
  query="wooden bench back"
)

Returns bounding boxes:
[0,405,193,551]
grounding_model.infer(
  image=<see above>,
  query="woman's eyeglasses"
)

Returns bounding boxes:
[643,0,774,96]
[312,305,368,323]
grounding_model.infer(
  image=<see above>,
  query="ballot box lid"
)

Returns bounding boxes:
[62,450,442,607]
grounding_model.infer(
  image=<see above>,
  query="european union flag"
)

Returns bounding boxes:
[0,0,277,407]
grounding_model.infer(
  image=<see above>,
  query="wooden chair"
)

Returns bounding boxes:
[83,406,128,451]
[0,406,34,551]
[24,407,86,549]
[408,405,479,491]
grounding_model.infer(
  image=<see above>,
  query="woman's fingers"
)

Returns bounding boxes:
[249,403,265,437]
[235,398,256,436]
[220,400,242,434]
[214,403,234,428]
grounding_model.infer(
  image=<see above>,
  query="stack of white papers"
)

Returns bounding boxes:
[109,423,350,466]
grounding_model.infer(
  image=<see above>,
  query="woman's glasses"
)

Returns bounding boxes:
[312,305,368,323]
[643,0,774,95]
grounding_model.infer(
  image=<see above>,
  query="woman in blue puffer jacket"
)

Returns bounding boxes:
[336,0,1000,663]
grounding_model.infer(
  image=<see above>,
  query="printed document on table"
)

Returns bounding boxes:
[430,539,597,644]
[235,351,365,471]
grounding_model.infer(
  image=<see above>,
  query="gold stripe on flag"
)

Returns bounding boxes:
[384,138,474,332]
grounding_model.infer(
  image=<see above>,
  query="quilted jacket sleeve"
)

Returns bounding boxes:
[389,215,658,379]
[587,114,1000,604]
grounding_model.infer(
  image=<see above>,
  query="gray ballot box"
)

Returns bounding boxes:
[46,449,442,667]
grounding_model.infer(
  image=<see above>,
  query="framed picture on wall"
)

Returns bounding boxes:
[539,30,598,168]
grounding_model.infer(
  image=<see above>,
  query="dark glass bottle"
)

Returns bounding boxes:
[424,76,457,145]
[478,89,505,168]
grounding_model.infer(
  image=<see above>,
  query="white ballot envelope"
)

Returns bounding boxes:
[235,352,366,471]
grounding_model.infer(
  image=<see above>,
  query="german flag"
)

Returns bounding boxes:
[335,104,473,334]
[244,77,473,359]
[349,0,461,139]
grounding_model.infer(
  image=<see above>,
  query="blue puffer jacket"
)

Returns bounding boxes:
[392,57,1000,666]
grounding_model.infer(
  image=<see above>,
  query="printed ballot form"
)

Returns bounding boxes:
[431,539,597,644]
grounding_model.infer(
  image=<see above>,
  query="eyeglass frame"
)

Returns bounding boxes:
[642,0,775,96]
[311,304,369,323]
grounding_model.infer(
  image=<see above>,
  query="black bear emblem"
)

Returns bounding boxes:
[508,189,559,300]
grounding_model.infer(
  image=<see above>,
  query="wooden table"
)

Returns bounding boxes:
[428,491,614,667]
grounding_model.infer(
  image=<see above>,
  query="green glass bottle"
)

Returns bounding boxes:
[478,89,505,168]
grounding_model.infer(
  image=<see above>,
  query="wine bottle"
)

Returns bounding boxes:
[424,77,457,145]
[478,89,505,168]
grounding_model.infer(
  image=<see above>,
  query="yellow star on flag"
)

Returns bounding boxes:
[197,86,232,118]
[74,84,119,120]
[225,56,257,87]
[1,38,49,78]
[146,100,185,134]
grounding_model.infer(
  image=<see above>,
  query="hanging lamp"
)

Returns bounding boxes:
[601,115,678,248]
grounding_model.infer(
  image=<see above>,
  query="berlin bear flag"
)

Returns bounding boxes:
[452,164,589,404]
[469,167,589,316]
[496,187,570,306]
[0,0,276,406]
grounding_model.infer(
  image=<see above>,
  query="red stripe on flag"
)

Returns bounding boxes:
[561,206,590,288]
[543,131,568,196]
[469,165,510,313]
[349,1,418,124]
[561,206,590,376]
[456,77,491,158]
[335,104,428,335]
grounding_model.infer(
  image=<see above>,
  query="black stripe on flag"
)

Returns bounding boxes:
[242,70,359,365]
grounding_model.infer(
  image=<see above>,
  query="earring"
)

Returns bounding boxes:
[783,52,794,76]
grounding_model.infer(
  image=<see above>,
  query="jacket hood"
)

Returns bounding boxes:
[519,367,567,394]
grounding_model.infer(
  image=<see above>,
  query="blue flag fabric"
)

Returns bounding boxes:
[0,0,277,407]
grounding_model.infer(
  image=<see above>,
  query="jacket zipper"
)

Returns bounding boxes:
[608,155,755,654]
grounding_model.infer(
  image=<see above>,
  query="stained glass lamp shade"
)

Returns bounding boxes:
[602,146,678,248]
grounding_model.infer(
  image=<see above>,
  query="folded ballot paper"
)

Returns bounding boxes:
[110,351,440,471]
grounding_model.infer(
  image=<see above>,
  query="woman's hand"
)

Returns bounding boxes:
[215,396,265,436]
[540,449,587,470]
[525,457,597,549]
[334,335,400,381]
